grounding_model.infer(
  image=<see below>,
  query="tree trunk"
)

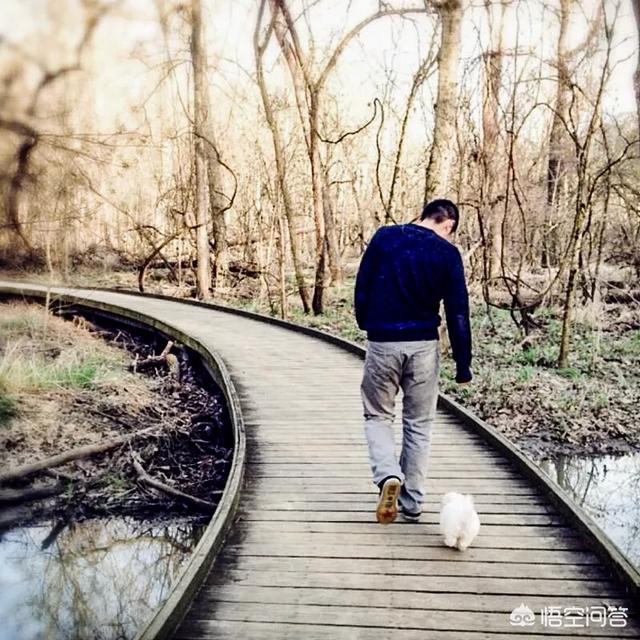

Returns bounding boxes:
[0,119,39,253]
[277,214,288,319]
[312,239,326,315]
[557,7,608,366]
[309,94,328,312]
[322,175,342,285]
[254,0,310,313]
[268,0,340,303]
[481,2,505,281]
[558,201,588,368]
[191,0,211,300]
[205,135,230,296]
[544,0,572,268]
[424,0,463,202]
[633,0,640,136]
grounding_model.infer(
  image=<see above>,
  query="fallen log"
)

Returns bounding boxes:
[134,341,180,380]
[132,456,220,513]
[0,427,158,484]
[0,483,65,505]
[135,340,173,369]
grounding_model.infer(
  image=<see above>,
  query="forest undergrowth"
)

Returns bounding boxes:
[3,264,639,458]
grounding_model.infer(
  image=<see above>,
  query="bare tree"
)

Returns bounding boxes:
[254,0,311,313]
[633,0,640,135]
[191,0,211,299]
[557,3,619,367]
[379,36,438,221]
[267,0,342,311]
[544,0,574,268]
[0,1,111,258]
[481,0,506,281]
[264,1,427,313]
[544,0,603,268]
[205,131,231,297]
[424,0,463,202]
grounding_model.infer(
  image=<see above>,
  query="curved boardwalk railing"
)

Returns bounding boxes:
[1,281,639,640]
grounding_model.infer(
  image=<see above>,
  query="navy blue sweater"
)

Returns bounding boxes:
[354,223,472,379]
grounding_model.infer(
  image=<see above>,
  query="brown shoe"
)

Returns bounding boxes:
[376,477,401,524]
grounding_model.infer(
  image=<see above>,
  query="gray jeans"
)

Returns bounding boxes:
[361,340,439,514]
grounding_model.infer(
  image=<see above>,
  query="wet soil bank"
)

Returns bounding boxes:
[0,305,233,532]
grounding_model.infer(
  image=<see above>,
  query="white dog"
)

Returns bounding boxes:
[439,492,480,551]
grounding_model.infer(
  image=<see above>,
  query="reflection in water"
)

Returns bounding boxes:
[0,517,202,640]
[538,451,640,569]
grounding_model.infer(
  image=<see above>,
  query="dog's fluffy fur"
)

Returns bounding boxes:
[439,492,480,551]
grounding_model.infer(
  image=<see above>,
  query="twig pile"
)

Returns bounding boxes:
[0,320,232,531]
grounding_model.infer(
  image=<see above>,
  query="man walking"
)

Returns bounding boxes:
[354,199,472,524]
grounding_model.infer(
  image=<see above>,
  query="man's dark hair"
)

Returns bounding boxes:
[420,199,459,232]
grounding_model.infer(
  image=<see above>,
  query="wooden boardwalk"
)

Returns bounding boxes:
[1,284,638,639]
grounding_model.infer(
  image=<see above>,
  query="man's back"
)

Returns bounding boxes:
[355,223,468,346]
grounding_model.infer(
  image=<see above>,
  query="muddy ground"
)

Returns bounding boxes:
[0,302,232,530]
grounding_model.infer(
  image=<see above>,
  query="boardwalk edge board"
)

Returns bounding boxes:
[1,282,639,611]
[0,283,247,640]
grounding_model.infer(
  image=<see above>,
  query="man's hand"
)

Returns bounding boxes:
[455,366,472,384]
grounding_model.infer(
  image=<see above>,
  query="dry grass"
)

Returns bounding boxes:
[0,304,127,396]
[0,302,160,466]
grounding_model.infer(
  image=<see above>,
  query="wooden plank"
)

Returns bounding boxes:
[240,491,544,504]
[240,485,541,497]
[241,486,541,498]
[245,418,479,424]
[251,448,504,456]
[244,469,521,479]
[249,421,481,426]
[247,465,520,484]
[250,439,496,446]
[249,436,493,441]
[237,511,563,526]
[239,484,541,497]
[217,550,611,576]
[227,530,586,551]
[246,424,484,432]
[251,440,494,448]
[231,520,580,538]
[240,478,536,490]
[252,418,477,423]
[248,450,503,458]
[248,460,510,469]
[247,443,502,451]
[248,429,487,437]
[238,500,555,515]
[244,462,513,471]
[180,601,640,636]
[175,619,629,640]
[249,450,502,458]
[203,568,625,598]
[215,554,603,580]
[197,584,630,616]
[223,542,597,565]
[248,447,511,466]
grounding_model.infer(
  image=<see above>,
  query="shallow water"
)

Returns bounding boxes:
[537,451,640,569]
[0,517,202,640]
